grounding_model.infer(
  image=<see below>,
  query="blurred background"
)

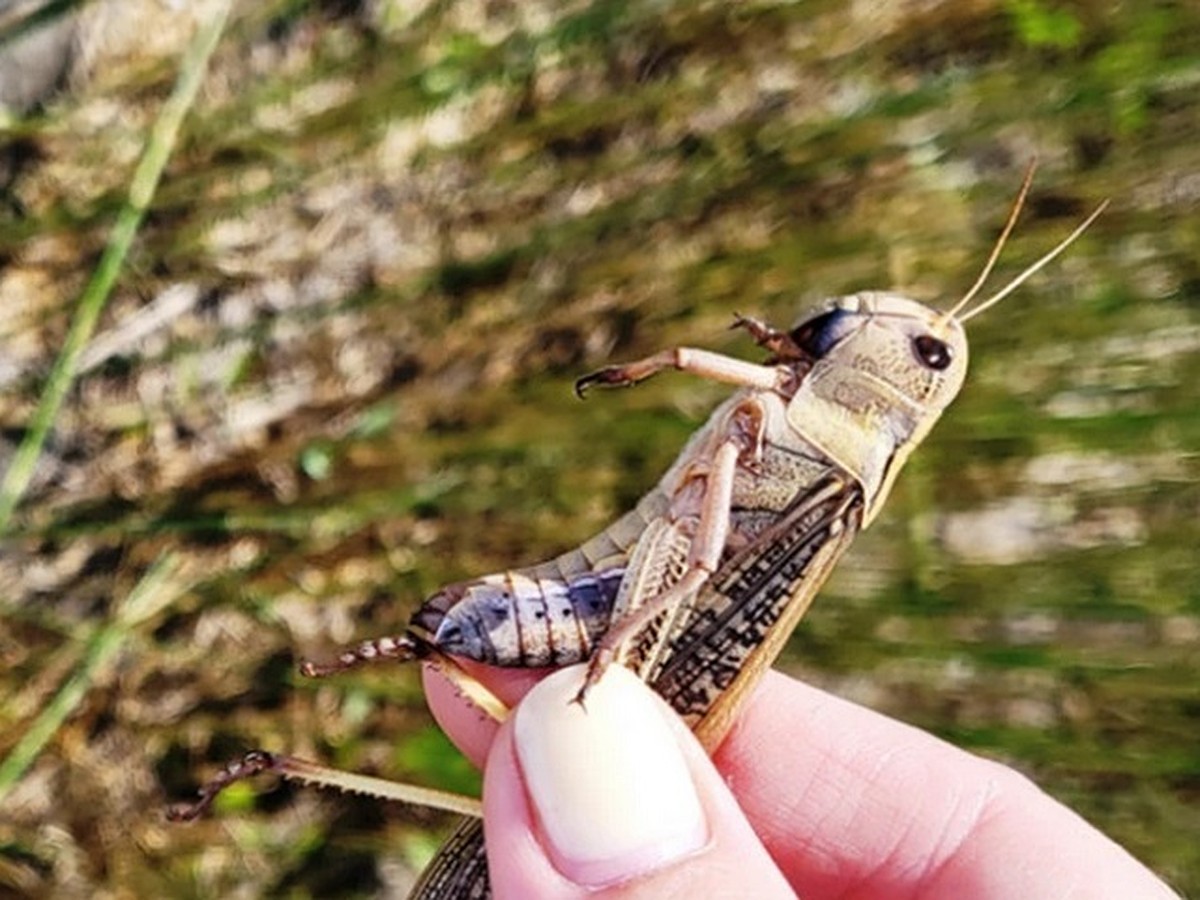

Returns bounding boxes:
[0,0,1196,896]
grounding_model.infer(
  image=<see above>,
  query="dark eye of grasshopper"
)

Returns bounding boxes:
[790,308,851,360]
[913,334,952,370]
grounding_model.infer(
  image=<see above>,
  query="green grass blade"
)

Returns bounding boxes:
[0,0,232,533]
[0,554,189,802]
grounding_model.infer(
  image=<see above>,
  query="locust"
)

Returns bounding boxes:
[170,164,1106,899]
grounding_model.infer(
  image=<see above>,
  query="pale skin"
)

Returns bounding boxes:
[423,663,1181,900]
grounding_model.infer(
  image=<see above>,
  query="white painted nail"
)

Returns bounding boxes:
[513,664,708,887]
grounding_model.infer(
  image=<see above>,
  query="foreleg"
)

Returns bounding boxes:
[575,346,786,396]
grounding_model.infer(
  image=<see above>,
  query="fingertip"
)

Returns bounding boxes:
[514,667,708,887]
[421,662,553,769]
[421,665,499,769]
[483,665,792,899]
[481,715,578,898]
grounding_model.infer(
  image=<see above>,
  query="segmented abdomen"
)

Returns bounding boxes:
[411,568,625,667]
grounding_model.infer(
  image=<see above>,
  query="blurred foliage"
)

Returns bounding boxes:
[0,0,1197,896]
[1004,0,1082,50]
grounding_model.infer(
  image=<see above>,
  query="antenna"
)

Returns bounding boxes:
[961,199,1110,323]
[937,158,1039,329]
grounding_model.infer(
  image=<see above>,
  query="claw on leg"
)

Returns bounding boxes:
[574,367,625,397]
[730,312,805,362]
[730,312,782,347]
[575,350,678,397]
[572,647,617,707]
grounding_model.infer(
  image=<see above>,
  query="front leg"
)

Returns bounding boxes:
[575,347,786,397]
[730,312,806,363]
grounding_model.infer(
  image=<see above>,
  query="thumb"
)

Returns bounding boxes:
[481,664,793,899]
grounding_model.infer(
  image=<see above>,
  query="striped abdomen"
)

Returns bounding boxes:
[410,568,625,667]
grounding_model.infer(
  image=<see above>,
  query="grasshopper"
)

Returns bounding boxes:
[170,165,1106,899]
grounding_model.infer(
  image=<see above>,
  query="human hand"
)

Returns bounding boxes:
[424,663,1179,899]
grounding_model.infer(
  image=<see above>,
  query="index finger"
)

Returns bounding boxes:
[714,670,1176,899]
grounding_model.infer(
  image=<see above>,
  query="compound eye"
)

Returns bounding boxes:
[790,308,852,360]
[913,334,952,370]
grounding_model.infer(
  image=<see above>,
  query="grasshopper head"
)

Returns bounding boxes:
[782,164,1106,524]
[782,293,968,524]
[792,291,971,418]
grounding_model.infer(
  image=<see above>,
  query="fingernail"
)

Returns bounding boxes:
[513,665,708,887]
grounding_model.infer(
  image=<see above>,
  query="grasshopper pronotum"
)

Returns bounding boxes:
[171,164,1106,898]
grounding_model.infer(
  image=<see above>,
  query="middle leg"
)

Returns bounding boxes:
[575,397,768,702]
